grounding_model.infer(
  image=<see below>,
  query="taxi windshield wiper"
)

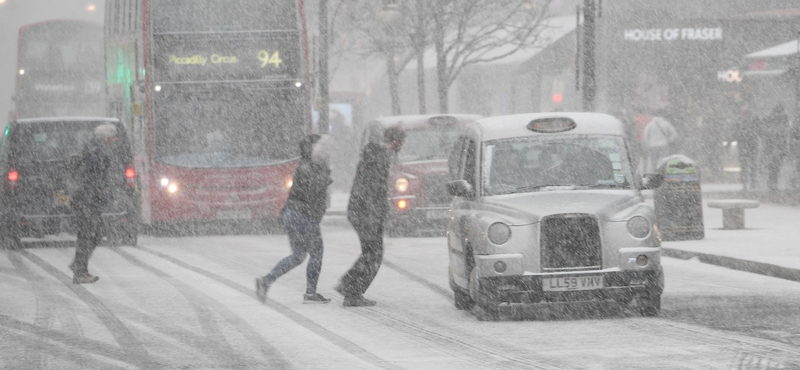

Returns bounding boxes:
[510,184,575,193]
[582,184,624,189]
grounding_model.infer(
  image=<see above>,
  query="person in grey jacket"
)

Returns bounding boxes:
[256,134,334,304]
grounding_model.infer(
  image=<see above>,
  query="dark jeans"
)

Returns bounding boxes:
[339,218,384,299]
[72,206,104,275]
[265,207,324,295]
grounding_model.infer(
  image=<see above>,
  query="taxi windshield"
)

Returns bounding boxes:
[482,135,633,195]
[397,129,459,163]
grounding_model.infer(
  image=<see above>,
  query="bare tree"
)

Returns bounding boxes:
[431,0,552,112]
[340,0,421,115]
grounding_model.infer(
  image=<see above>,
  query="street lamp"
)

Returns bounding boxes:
[379,1,403,115]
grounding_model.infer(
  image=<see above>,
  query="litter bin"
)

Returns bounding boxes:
[654,155,704,241]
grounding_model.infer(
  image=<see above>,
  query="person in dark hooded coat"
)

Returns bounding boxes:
[69,123,118,284]
[256,134,334,304]
[763,103,789,193]
[336,127,405,307]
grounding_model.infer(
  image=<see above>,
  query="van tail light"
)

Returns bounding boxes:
[125,166,136,188]
[8,168,18,190]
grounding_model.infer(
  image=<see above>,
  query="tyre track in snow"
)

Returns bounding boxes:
[0,328,133,370]
[134,245,406,370]
[138,245,577,369]
[383,253,800,364]
[5,250,82,369]
[18,249,159,369]
[0,313,135,366]
[110,247,288,369]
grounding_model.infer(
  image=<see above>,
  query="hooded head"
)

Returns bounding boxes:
[299,134,321,160]
[94,123,117,143]
[312,134,333,164]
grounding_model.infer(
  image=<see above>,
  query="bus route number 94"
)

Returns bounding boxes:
[258,50,283,68]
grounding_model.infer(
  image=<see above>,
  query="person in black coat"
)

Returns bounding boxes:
[256,134,334,304]
[734,107,759,191]
[336,127,405,307]
[763,103,789,193]
[69,124,118,284]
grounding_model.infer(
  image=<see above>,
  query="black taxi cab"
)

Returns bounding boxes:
[445,112,664,320]
[360,114,481,236]
[0,117,139,248]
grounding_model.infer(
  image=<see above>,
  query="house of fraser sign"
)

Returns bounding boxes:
[623,28,723,42]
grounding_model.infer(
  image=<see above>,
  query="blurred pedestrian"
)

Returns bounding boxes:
[763,103,789,193]
[256,134,334,304]
[336,127,405,307]
[792,116,800,189]
[734,107,759,191]
[642,116,678,173]
[69,124,118,284]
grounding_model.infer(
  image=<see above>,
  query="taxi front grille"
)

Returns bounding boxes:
[540,214,602,272]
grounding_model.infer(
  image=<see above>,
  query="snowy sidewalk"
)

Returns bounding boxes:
[660,200,800,282]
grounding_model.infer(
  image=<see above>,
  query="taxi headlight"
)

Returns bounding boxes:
[627,216,651,238]
[487,222,511,245]
[395,178,409,193]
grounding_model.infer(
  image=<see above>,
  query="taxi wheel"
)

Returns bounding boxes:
[469,269,500,320]
[453,288,474,310]
[638,293,661,317]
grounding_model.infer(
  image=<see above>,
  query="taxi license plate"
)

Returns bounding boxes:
[542,276,603,292]
[53,190,71,206]
[426,209,448,219]
[216,210,251,220]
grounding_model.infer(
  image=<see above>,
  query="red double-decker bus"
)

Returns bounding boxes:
[15,20,105,119]
[104,0,311,226]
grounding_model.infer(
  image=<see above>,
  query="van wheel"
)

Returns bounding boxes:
[3,234,21,250]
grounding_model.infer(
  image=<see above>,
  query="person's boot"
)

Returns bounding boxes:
[343,297,377,307]
[73,273,99,284]
[255,277,270,303]
[303,293,331,304]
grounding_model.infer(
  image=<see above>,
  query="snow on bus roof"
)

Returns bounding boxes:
[372,114,482,131]
[14,117,120,124]
[473,112,625,142]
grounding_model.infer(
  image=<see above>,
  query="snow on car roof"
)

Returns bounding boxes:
[372,114,482,131]
[473,112,625,141]
[14,117,120,125]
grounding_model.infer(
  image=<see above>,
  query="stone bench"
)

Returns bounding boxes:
[707,199,760,229]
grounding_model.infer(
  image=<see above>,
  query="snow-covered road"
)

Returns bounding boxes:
[2,226,799,369]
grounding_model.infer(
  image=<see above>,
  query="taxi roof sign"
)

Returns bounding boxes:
[527,118,576,133]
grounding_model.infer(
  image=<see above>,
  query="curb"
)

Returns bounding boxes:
[662,247,800,283]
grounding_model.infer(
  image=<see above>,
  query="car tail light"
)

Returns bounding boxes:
[125,166,136,188]
[8,168,18,190]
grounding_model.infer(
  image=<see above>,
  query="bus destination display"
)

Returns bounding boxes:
[153,34,298,82]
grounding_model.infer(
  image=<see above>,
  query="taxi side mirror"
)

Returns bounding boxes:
[446,180,474,198]
[641,173,664,190]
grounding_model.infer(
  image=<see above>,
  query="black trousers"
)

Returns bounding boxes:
[339,218,384,299]
[72,206,104,275]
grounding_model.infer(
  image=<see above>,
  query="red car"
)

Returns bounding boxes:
[360,114,481,236]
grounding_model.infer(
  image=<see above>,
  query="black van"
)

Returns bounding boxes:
[0,117,139,248]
